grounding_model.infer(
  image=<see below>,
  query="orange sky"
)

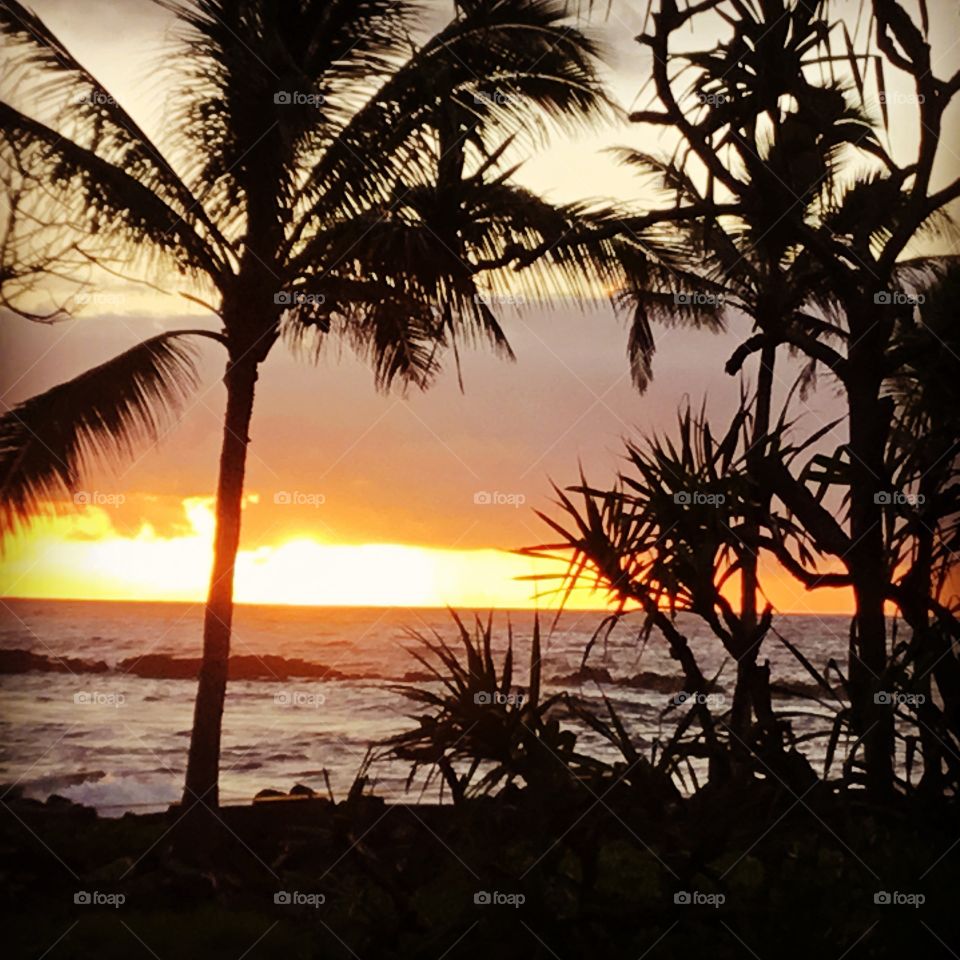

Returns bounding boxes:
[4,0,953,616]
[0,297,858,614]
[0,493,856,615]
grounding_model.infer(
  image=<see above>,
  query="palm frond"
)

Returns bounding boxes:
[160,0,415,225]
[290,0,612,240]
[0,105,223,284]
[0,0,228,272]
[0,331,219,538]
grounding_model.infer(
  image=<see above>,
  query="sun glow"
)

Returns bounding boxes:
[0,498,605,609]
[0,498,855,614]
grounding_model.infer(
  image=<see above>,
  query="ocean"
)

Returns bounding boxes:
[0,599,851,814]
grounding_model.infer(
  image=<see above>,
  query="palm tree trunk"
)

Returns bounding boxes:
[182,354,260,809]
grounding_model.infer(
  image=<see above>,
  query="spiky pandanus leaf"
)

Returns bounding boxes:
[524,401,770,657]
[383,611,595,800]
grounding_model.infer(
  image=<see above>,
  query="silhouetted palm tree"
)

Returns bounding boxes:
[0,0,661,813]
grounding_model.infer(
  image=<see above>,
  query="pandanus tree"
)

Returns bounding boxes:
[585,0,882,741]
[0,0,667,812]
[525,400,837,789]
[874,266,960,793]
[737,0,960,795]
[525,404,761,782]
[601,0,960,795]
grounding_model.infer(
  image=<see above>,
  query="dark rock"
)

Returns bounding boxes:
[253,789,286,802]
[549,665,614,686]
[289,784,316,798]
[116,653,347,681]
[621,671,686,693]
[0,649,109,675]
[117,654,199,680]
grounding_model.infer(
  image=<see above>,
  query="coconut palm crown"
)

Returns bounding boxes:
[0,0,683,810]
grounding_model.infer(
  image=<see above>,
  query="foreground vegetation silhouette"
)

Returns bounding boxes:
[0,0,665,814]
[1,0,958,956]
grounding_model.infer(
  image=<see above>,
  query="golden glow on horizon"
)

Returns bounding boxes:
[0,498,855,614]
[0,499,604,609]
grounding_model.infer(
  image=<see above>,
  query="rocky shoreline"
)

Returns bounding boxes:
[0,649,825,697]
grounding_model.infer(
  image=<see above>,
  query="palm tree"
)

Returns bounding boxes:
[0,0,661,813]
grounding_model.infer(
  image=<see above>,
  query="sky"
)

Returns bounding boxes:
[1,0,957,613]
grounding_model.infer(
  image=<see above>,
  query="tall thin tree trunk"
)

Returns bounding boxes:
[900,474,944,794]
[846,363,895,796]
[182,354,259,809]
[732,343,776,736]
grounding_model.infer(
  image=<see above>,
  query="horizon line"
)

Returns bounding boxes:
[0,594,852,617]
